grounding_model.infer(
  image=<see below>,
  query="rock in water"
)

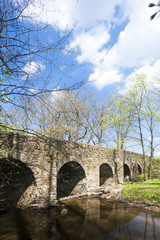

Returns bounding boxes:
[60,208,68,216]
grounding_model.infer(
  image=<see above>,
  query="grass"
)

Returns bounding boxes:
[122,179,160,204]
[122,158,160,204]
[132,174,145,182]
[151,158,160,179]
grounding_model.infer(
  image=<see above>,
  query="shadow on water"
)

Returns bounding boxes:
[0,197,160,240]
[15,212,32,240]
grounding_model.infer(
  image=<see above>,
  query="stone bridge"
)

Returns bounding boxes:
[0,132,144,211]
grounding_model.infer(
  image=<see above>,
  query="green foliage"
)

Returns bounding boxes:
[0,145,14,158]
[122,179,160,204]
[153,157,160,162]
[0,71,13,128]
[0,70,15,157]
[102,92,134,149]
[150,158,160,179]
[88,158,93,162]
[132,174,145,182]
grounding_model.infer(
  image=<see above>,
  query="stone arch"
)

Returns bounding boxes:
[57,161,86,199]
[99,163,113,186]
[0,157,35,211]
[138,164,142,174]
[124,164,131,181]
[133,164,142,178]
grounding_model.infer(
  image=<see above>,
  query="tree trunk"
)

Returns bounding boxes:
[148,118,154,179]
[138,116,147,181]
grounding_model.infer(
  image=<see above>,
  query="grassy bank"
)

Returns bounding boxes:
[122,179,160,204]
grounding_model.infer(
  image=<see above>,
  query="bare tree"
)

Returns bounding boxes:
[86,98,107,146]
[149,1,160,20]
[10,90,92,141]
[0,0,84,131]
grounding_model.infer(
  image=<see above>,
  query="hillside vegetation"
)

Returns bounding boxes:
[122,158,160,205]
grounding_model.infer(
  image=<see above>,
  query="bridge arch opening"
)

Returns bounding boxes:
[0,157,35,211]
[138,164,142,174]
[133,164,142,178]
[99,163,113,186]
[57,161,86,199]
[124,164,131,181]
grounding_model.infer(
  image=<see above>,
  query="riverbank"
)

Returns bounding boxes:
[100,179,160,213]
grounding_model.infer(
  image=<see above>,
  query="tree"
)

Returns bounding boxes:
[0,0,71,76]
[11,90,111,146]
[144,78,160,178]
[0,0,84,131]
[57,90,90,142]
[126,75,148,180]
[144,93,160,178]
[149,1,160,20]
[125,74,160,180]
[9,95,35,131]
[81,97,108,146]
[11,90,92,142]
[102,92,134,150]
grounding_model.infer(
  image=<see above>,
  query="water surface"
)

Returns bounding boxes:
[0,197,160,240]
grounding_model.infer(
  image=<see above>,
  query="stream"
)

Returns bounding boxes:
[0,197,160,240]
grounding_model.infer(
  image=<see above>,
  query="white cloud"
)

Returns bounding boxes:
[18,0,160,89]
[154,152,160,157]
[119,59,160,94]
[89,69,123,90]
[70,24,110,64]
[19,0,126,30]
[131,60,160,79]
[23,61,45,79]
[51,87,66,101]
[68,0,160,89]
[29,88,39,93]
[147,136,160,142]
[114,5,160,69]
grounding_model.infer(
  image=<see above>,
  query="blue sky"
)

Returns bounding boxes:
[14,0,160,155]
[21,0,160,96]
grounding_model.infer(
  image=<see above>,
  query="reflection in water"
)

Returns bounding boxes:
[0,198,160,240]
[15,212,32,240]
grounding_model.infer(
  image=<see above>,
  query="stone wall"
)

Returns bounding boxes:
[0,132,145,211]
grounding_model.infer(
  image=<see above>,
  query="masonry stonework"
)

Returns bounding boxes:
[0,132,145,211]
